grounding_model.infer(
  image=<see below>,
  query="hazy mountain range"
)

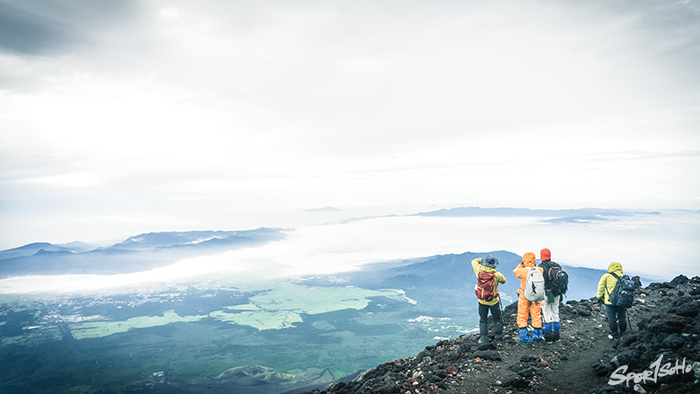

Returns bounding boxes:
[0,228,286,278]
[412,206,662,224]
[0,206,667,285]
[0,229,646,301]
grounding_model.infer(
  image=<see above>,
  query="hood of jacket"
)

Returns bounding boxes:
[479,264,497,273]
[540,248,551,262]
[607,262,623,276]
[523,252,537,268]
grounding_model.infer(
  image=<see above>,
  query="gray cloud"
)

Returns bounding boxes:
[0,0,140,55]
[0,3,74,55]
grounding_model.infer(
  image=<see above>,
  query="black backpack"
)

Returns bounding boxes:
[545,263,568,296]
[608,272,635,308]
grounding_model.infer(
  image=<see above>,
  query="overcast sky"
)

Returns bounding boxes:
[1,0,699,250]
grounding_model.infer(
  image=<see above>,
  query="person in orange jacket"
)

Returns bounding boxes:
[513,252,544,344]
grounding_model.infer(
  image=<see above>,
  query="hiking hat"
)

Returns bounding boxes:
[482,254,499,268]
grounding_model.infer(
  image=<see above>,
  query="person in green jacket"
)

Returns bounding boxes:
[472,255,507,345]
[596,262,627,340]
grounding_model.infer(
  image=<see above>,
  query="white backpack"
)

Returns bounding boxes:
[524,267,545,302]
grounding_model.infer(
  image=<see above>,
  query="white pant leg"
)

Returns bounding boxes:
[541,295,560,323]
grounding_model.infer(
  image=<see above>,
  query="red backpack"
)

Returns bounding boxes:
[475,271,498,302]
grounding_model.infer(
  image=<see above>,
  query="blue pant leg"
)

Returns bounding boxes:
[532,328,543,342]
[519,327,530,344]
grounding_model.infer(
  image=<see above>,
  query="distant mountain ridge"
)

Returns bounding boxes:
[111,230,264,250]
[334,206,667,226]
[0,228,287,278]
[0,242,98,260]
[413,207,661,223]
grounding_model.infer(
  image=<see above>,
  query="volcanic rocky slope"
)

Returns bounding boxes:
[303,275,700,394]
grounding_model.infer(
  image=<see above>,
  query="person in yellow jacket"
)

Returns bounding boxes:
[513,252,544,344]
[597,262,628,340]
[472,255,506,345]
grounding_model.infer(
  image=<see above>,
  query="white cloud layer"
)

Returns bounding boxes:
[1,212,698,295]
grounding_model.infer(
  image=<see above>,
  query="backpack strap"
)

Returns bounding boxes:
[605,272,620,297]
[545,267,553,289]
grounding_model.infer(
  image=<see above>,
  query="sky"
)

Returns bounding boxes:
[1,0,700,252]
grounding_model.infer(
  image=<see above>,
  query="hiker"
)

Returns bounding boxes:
[596,262,629,340]
[513,252,544,344]
[539,248,567,342]
[472,255,506,345]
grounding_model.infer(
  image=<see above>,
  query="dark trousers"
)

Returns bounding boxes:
[605,304,627,337]
[478,302,503,340]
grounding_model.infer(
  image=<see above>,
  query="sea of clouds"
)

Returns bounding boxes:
[1,210,698,295]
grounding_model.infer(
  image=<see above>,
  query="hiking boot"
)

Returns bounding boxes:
[532,328,544,342]
[492,337,502,348]
[479,322,488,340]
[518,328,531,345]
